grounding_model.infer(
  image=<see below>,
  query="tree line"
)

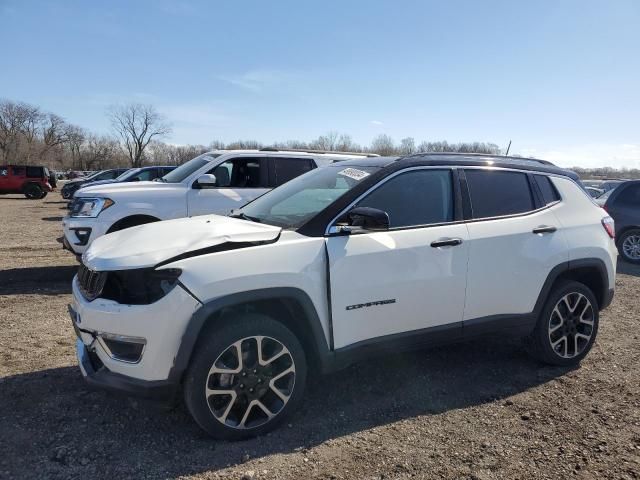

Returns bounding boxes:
[2,98,637,178]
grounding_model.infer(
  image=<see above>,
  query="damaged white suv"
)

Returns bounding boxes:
[70,154,617,440]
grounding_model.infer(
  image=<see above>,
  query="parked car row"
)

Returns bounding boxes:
[62,149,372,254]
[65,150,619,440]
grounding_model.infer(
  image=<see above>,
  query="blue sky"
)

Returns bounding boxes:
[1,0,639,167]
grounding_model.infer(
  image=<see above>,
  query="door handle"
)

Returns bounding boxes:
[532,225,557,234]
[430,238,463,248]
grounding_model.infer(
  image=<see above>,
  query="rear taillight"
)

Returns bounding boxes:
[601,216,615,239]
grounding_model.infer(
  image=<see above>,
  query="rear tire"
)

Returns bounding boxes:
[618,229,640,264]
[183,314,307,440]
[24,183,43,199]
[525,280,599,366]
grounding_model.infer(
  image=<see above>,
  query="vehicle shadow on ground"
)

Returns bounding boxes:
[41,216,64,221]
[0,339,573,478]
[617,258,640,277]
[0,265,75,295]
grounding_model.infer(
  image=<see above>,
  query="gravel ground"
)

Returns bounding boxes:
[1,191,639,480]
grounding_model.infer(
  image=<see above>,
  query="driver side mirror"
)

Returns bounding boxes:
[333,206,390,234]
[195,174,217,189]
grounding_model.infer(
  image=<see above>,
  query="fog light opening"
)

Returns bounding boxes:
[97,333,146,363]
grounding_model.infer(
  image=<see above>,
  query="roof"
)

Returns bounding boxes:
[206,148,377,158]
[328,152,579,179]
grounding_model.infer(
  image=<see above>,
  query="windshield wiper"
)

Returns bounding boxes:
[229,210,261,223]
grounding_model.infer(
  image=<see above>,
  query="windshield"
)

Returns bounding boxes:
[238,165,378,229]
[115,168,137,181]
[161,154,221,183]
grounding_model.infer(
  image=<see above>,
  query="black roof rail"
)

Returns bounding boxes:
[405,151,556,167]
[259,147,379,157]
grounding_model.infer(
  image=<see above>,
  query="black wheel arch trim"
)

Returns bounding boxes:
[532,257,613,315]
[168,287,333,384]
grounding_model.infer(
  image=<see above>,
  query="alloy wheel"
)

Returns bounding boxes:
[205,336,296,429]
[622,234,640,260]
[548,292,595,359]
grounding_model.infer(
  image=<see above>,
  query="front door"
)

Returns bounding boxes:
[187,157,269,217]
[326,168,469,349]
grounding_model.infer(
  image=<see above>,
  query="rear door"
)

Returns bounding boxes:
[327,167,469,349]
[10,166,26,191]
[267,157,315,188]
[462,169,568,329]
[187,157,269,216]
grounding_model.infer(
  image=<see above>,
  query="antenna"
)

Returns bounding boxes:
[505,140,512,156]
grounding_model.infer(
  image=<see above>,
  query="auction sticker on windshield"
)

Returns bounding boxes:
[338,168,370,181]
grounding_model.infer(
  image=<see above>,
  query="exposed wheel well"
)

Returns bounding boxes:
[194,297,324,375]
[555,266,606,308]
[107,214,160,233]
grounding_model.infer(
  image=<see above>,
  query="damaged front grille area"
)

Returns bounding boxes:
[77,263,108,301]
[76,264,182,305]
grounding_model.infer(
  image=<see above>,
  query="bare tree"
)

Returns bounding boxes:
[0,99,42,163]
[399,137,416,155]
[371,134,396,155]
[108,104,172,167]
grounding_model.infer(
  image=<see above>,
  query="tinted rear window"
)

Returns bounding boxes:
[615,184,640,206]
[465,170,534,219]
[269,158,315,187]
[533,175,561,205]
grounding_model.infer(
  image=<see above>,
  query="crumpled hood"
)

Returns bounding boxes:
[83,215,282,271]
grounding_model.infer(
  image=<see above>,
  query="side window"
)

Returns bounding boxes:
[95,171,115,181]
[616,184,640,206]
[133,169,155,181]
[26,166,42,178]
[0,166,8,176]
[208,158,264,188]
[465,170,534,219]
[357,169,454,228]
[161,167,175,176]
[533,175,561,205]
[268,158,315,187]
[12,166,26,176]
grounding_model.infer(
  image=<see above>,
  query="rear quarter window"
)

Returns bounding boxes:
[533,175,561,205]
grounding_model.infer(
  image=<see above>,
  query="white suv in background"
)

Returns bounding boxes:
[62,149,375,255]
[69,153,617,440]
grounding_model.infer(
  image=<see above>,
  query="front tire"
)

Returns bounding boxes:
[183,314,307,440]
[618,229,640,264]
[525,280,599,366]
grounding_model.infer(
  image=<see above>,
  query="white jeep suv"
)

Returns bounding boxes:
[69,153,617,440]
[62,149,374,255]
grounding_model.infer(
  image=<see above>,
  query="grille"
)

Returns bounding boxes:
[77,263,107,301]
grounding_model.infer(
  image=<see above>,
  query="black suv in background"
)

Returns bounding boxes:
[61,168,129,199]
[601,180,640,263]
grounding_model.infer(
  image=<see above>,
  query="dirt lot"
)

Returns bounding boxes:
[0,191,639,480]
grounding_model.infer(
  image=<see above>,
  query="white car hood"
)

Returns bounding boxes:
[83,215,282,271]
[77,181,178,197]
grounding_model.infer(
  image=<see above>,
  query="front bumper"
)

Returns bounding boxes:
[62,216,111,255]
[75,338,177,400]
[71,275,202,387]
